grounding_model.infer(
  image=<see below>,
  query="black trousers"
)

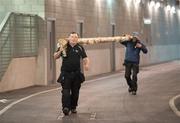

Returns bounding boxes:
[61,72,81,110]
[124,63,139,91]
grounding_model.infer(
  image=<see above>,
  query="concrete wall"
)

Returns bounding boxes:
[35,17,47,85]
[0,57,36,92]
[45,0,143,39]
[115,46,126,70]
[45,0,179,77]
[85,48,111,76]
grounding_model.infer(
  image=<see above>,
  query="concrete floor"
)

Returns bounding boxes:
[0,61,180,123]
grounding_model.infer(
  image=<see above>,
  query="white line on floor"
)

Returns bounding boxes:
[169,94,180,117]
[0,88,60,116]
[90,112,96,120]
[0,99,8,104]
[0,74,118,116]
[57,112,64,120]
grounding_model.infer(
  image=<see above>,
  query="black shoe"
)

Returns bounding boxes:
[63,107,69,115]
[71,109,77,114]
[132,91,136,95]
[128,88,133,93]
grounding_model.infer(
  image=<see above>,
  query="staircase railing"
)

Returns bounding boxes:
[0,12,39,81]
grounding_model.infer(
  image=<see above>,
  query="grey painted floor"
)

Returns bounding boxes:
[0,61,180,123]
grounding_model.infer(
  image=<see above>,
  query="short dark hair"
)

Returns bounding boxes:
[69,32,79,36]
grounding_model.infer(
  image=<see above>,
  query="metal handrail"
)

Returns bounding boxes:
[0,13,11,51]
[0,12,11,32]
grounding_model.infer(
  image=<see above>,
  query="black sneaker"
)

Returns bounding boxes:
[132,91,136,95]
[63,107,69,116]
[71,109,77,114]
[128,88,133,93]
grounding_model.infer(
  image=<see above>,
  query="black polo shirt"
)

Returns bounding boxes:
[61,43,87,72]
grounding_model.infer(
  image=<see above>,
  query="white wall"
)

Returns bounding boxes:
[115,46,125,70]
[85,49,111,76]
[0,57,36,92]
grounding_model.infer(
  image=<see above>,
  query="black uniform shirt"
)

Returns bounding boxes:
[61,43,87,72]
